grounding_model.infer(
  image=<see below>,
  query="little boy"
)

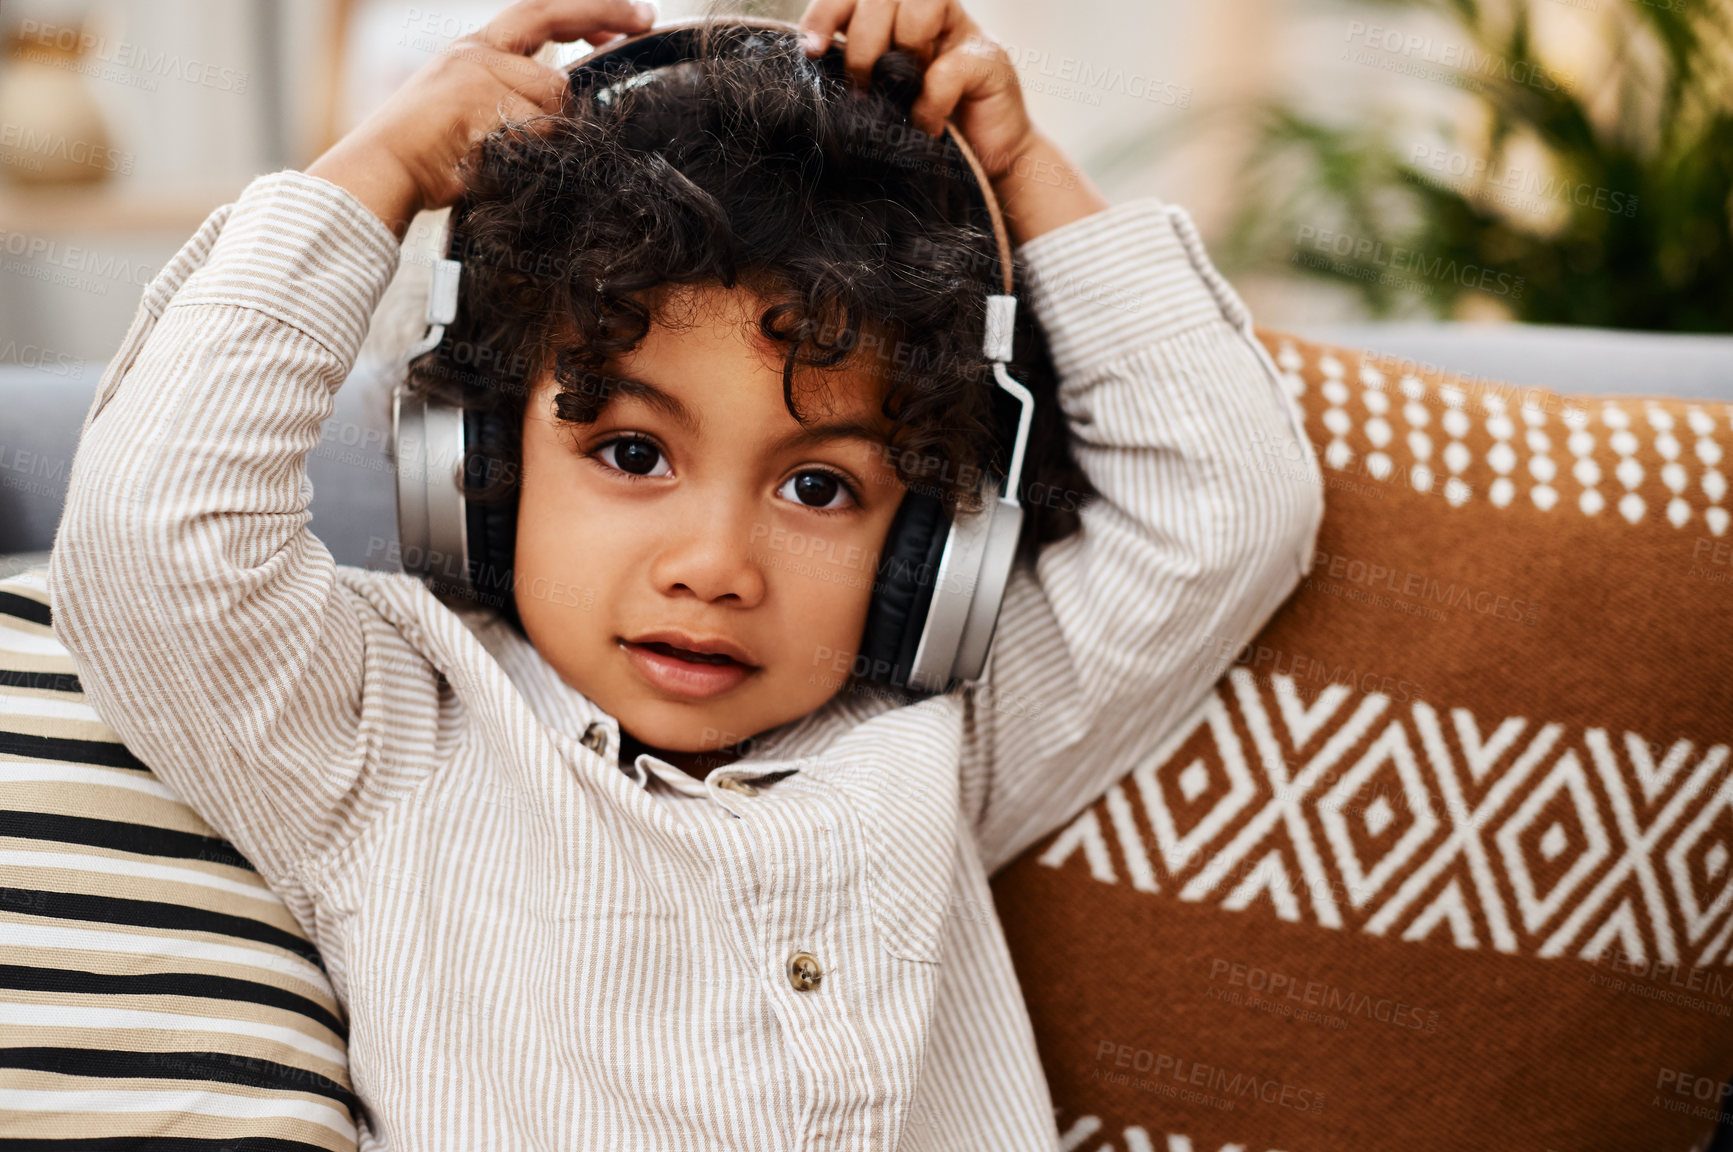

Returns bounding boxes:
[48,0,1323,1147]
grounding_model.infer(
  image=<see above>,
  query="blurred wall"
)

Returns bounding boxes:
[0,0,331,363]
[0,0,1621,373]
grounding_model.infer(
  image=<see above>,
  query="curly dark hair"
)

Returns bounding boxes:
[404,20,1098,586]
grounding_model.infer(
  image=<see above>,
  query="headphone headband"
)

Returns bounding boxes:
[566,17,1016,298]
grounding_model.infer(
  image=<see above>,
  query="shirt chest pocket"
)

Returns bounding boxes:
[852,778,962,966]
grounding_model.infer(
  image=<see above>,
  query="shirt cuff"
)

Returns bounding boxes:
[172,168,403,369]
[1013,197,1255,383]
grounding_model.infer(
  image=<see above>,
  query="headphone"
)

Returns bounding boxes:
[391,16,1033,697]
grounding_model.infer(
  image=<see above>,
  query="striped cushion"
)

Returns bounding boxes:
[0,564,358,1150]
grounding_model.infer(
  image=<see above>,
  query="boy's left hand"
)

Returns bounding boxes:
[796,0,1031,181]
[796,0,1108,245]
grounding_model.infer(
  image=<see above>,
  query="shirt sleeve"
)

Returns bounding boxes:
[960,197,1325,877]
[46,168,443,894]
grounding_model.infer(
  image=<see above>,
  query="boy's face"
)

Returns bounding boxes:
[515,282,908,777]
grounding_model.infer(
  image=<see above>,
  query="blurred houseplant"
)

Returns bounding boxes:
[1193,0,1733,332]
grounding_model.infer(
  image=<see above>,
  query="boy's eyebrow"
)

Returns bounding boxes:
[604,372,888,451]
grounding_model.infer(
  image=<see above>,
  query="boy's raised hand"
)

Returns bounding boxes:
[795,0,1106,244]
[307,0,656,240]
[796,0,1029,181]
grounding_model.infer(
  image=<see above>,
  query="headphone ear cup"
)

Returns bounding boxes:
[464,408,526,636]
[856,490,950,693]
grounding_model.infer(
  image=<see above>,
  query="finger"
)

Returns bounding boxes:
[841,0,899,87]
[929,19,981,66]
[797,0,857,55]
[479,0,656,57]
[891,0,954,66]
[909,33,1008,135]
[471,45,571,110]
[497,90,551,127]
[422,87,557,205]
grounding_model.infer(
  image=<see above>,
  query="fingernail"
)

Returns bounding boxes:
[800,29,825,54]
[634,0,657,22]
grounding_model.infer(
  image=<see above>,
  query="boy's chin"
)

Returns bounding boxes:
[617,726,744,776]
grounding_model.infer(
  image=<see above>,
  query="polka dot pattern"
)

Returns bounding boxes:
[1522,401,1558,511]
[1275,339,1307,401]
[1484,392,1515,509]
[1689,404,1729,537]
[1320,352,1353,471]
[1439,382,1472,508]
[1604,403,1646,524]
[1275,340,1733,529]
[1361,360,1393,481]
[1400,373,1434,495]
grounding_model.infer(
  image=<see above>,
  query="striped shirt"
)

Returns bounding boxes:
[47,169,1323,1151]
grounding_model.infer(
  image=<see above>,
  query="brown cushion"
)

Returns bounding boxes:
[991,328,1733,1151]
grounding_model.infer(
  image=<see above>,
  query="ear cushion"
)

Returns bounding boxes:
[857,489,951,692]
[464,408,526,637]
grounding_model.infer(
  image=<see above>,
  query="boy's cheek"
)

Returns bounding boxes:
[809,644,900,687]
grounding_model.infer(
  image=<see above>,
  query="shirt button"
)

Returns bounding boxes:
[717,776,758,796]
[580,722,608,754]
[786,951,823,991]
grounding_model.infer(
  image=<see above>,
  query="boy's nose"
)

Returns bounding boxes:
[647,507,769,605]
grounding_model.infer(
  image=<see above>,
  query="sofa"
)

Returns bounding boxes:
[3,318,1731,1150]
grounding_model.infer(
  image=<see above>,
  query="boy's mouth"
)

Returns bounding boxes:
[618,632,760,669]
[632,641,738,666]
[617,634,761,700]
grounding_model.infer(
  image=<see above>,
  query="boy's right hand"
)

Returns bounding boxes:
[306,0,657,241]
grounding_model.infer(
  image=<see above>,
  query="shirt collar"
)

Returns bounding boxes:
[635,754,705,795]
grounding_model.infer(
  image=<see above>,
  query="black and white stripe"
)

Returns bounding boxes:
[0,569,359,1149]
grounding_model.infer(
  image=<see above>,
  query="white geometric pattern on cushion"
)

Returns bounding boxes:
[1037,668,1733,968]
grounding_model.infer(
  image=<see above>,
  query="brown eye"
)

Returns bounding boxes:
[591,435,670,479]
[779,469,859,513]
